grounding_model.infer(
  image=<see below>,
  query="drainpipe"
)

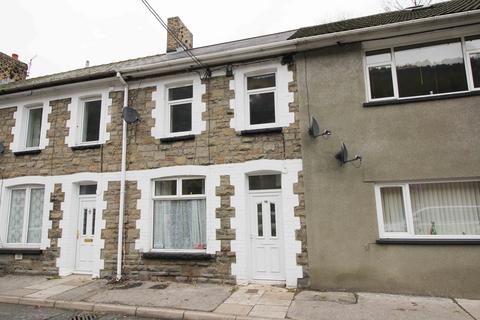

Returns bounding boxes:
[116,71,128,281]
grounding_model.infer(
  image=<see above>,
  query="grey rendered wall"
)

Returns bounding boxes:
[297,43,480,299]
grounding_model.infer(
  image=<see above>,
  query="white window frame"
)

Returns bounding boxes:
[22,103,44,150]
[2,185,46,248]
[151,74,205,139]
[165,83,194,137]
[230,60,294,132]
[464,36,480,90]
[151,176,207,253]
[10,100,49,153]
[364,34,480,103]
[374,179,480,240]
[78,95,103,146]
[245,71,278,130]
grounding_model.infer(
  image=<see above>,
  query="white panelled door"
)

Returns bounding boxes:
[75,198,96,273]
[250,193,284,281]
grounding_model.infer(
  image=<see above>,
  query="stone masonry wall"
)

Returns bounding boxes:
[0,183,63,275]
[0,56,308,286]
[0,52,28,83]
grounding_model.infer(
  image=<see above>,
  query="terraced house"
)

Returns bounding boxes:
[0,0,479,298]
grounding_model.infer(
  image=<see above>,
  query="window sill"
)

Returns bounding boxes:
[376,238,480,245]
[14,149,42,156]
[142,252,215,260]
[160,135,195,143]
[363,90,480,108]
[0,248,43,254]
[71,144,102,151]
[240,127,283,135]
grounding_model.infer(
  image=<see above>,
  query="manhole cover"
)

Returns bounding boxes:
[150,283,169,289]
[246,289,259,294]
[69,314,97,320]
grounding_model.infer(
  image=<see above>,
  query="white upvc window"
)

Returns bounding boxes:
[78,96,102,145]
[230,60,294,132]
[23,104,44,149]
[151,74,205,139]
[151,177,206,252]
[166,84,193,135]
[3,185,45,246]
[365,34,480,102]
[245,73,277,129]
[375,180,480,239]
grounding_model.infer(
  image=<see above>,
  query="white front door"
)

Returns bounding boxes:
[250,193,285,281]
[75,198,96,273]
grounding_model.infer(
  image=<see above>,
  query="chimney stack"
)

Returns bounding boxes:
[166,17,193,53]
[0,52,28,83]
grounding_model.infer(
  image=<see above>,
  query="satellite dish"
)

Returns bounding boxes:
[308,117,331,138]
[122,107,140,124]
[0,142,4,154]
[335,142,362,166]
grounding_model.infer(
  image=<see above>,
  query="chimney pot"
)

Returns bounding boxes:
[166,17,193,53]
[11,53,19,60]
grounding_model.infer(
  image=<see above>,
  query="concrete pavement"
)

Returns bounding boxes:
[0,274,479,319]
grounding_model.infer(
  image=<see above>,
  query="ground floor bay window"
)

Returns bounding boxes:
[5,185,45,245]
[375,180,480,239]
[152,177,206,251]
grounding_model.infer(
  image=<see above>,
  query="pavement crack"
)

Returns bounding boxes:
[452,298,478,320]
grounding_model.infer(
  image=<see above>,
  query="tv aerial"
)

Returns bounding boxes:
[335,143,362,166]
[308,117,331,138]
[122,106,140,124]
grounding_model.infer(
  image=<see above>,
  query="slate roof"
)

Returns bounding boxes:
[290,0,480,39]
[0,30,295,95]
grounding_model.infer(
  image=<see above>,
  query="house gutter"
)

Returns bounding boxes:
[115,71,128,281]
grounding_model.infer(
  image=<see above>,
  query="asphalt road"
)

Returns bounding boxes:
[0,303,151,320]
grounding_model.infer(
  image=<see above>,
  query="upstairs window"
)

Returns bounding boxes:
[80,97,102,143]
[6,186,45,245]
[365,35,480,101]
[375,181,480,239]
[152,177,206,251]
[24,105,43,149]
[168,85,193,134]
[247,73,276,126]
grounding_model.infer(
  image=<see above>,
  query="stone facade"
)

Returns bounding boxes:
[0,55,308,286]
[0,183,63,275]
[0,52,27,83]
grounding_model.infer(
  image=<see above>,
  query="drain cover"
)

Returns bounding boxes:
[246,289,259,294]
[69,314,96,320]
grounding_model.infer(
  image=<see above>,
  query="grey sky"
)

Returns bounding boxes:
[4,0,387,78]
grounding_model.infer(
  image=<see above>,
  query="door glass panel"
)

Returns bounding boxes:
[79,184,97,195]
[82,209,88,235]
[92,209,96,236]
[7,189,26,243]
[257,203,263,237]
[26,108,43,148]
[270,203,277,237]
[249,174,281,190]
[27,188,44,243]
